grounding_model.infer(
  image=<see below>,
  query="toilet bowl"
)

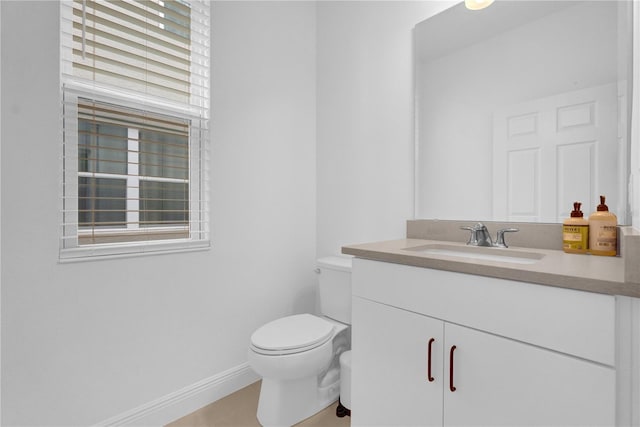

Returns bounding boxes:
[247,256,352,427]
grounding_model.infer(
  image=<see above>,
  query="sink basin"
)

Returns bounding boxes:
[402,243,544,265]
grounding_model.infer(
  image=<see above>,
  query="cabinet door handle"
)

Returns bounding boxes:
[449,345,457,392]
[427,338,435,382]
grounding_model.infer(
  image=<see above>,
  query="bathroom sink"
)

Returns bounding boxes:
[402,243,544,265]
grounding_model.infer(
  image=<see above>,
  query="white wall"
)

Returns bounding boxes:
[315,1,453,257]
[1,1,316,425]
[0,1,3,423]
[632,2,640,231]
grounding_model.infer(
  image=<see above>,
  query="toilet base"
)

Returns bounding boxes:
[256,375,340,427]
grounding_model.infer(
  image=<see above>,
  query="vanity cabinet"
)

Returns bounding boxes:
[351,258,617,426]
[352,297,444,426]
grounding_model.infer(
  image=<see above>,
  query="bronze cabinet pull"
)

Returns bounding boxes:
[427,338,435,382]
[449,345,457,392]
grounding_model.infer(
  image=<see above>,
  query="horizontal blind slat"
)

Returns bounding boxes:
[72,54,190,97]
[71,11,190,59]
[71,26,190,68]
[72,65,190,103]
[71,36,190,80]
[103,0,191,33]
[78,100,191,128]
[77,1,191,48]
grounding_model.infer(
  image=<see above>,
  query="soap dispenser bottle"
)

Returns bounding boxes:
[588,195,617,256]
[563,202,588,254]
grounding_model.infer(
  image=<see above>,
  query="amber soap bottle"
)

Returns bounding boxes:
[588,196,617,256]
[562,202,588,254]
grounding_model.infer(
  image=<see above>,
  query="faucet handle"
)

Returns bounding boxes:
[461,223,492,246]
[460,226,478,245]
[495,228,519,248]
[460,224,479,245]
[460,222,486,232]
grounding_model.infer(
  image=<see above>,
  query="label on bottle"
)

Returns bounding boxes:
[563,224,588,252]
[592,225,617,249]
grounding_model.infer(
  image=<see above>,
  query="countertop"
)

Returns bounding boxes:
[342,238,640,298]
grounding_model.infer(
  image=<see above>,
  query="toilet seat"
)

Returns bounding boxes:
[250,314,335,356]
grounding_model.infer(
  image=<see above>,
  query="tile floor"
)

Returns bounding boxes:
[167,381,351,427]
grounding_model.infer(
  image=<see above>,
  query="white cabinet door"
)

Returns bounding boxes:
[443,323,616,427]
[351,297,444,427]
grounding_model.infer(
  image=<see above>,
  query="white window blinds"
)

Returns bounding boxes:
[60,0,210,260]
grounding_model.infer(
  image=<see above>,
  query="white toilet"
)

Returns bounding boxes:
[247,256,352,427]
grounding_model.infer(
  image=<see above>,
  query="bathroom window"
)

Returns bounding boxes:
[60,0,210,259]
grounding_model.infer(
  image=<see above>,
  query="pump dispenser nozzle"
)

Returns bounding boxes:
[570,202,583,218]
[597,195,609,212]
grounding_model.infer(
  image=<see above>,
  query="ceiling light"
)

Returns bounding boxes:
[465,0,495,11]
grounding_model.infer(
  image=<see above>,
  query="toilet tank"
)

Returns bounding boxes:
[317,255,353,324]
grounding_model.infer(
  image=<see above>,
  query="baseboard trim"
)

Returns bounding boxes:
[94,363,260,427]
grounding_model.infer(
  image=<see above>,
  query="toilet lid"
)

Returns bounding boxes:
[250,314,334,355]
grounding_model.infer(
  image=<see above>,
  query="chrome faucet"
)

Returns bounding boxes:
[460,223,519,248]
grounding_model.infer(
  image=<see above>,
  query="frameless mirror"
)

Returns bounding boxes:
[414,0,632,224]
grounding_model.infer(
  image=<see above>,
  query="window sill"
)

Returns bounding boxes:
[59,239,210,263]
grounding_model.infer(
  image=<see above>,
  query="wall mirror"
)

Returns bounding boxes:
[414,0,633,224]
